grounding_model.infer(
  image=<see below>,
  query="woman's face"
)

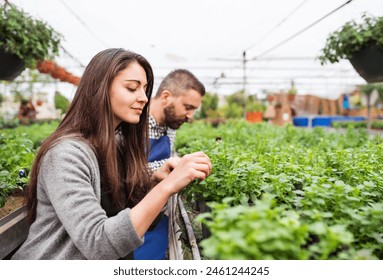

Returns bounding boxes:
[110,61,148,128]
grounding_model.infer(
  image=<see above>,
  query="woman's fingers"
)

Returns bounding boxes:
[184,152,212,175]
[161,151,212,194]
[181,153,212,180]
[193,163,211,179]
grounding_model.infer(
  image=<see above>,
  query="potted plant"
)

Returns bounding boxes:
[318,14,383,83]
[0,2,62,81]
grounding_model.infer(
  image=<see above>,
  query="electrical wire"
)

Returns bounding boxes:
[244,0,311,52]
[60,45,86,68]
[252,0,353,60]
[58,0,109,48]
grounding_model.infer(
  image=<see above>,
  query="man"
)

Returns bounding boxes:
[134,69,205,260]
[148,69,206,171]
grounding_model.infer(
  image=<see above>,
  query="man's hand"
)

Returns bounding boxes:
[151,156,181,185]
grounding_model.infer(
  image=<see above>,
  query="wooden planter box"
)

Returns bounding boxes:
[0,196,29,259]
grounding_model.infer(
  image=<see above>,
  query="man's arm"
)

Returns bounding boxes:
[148,159,167,172]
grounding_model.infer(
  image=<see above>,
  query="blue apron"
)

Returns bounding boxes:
[134,135,170,260]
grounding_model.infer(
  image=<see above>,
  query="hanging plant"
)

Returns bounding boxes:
[319,14,383,64]
[318,14,383,83]
[0,3,62,71]
[37,60,81,86]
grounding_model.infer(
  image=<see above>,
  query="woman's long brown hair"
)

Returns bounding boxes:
[25,48,154,223]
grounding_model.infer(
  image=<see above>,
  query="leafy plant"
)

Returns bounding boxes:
[332,121,366,129]
[176,120,383,259]
[0,133,34,207]
[221,102,243,119]
[195,92,219,119]
[54,91,70,113]
[246,95,265,112]
[0,3,62,68]
[0,121,58,207]
[199,197,310,260]
[319,14,383,64]
[372,120,383,130]
[360,83,383,98]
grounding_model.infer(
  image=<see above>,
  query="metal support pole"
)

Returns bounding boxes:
[243,51,247,118]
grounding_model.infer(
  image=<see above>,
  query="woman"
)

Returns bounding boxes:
[12,48,211,260]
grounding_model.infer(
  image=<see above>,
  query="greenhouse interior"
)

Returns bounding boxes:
[1,0,383,267]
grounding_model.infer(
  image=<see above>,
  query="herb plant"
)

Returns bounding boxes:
[0,3,62,68]
[176,120,383,259]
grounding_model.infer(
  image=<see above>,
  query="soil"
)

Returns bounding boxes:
[0,195,25,220]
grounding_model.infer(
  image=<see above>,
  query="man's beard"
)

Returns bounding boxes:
[164,104,188,129]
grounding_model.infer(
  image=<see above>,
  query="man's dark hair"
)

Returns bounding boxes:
[155,69,205,97]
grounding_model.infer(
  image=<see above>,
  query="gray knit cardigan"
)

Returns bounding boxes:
[12,139,143,259]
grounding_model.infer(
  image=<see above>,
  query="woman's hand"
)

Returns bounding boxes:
[161,151,212,194]
[132,152,211,237]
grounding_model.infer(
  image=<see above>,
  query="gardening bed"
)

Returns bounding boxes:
[175,121,383,260]
[0,195,28,259]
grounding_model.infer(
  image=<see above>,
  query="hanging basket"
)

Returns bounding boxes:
[0,47,25,81]
[349,45,383,83]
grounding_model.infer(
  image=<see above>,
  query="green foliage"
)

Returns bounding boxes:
[225,90,246,106]
[54,91,70,113]
[0,133,34,207]
[246,95,265,112]
[221,102,243,119]
[288,86,297,95]
[332,121,367,129]
[360,83,383,98]
[218,90,246,119]
[196,92,219,119]
[332,120,383,130]
[176,120,383,259]
[199,196,310,260]
[0,117,19,129]
[0,4,62,68]
[196,90,265,119]
[371,120,383,130]
[0,121,58,207]
[319,14,383,64]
